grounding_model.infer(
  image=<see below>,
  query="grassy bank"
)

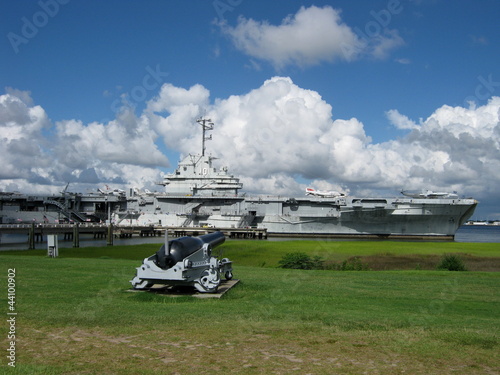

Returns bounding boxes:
[221,240,500,270]
[1,241,499,373]
[2,239,500,270]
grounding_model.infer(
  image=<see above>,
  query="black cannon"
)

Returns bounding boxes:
[130,231,232,293]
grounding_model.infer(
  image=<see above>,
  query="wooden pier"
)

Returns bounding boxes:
[0,223,267,249]
[112,226,267,240]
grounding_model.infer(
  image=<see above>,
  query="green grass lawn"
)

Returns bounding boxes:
[1,241,499,374]
[3,238,499,264]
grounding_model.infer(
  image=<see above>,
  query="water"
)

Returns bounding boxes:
[454,225,500,243]
[0,225,499,251]
[0,233,165,251]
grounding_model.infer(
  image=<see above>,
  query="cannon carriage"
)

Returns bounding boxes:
[130,231,233,293]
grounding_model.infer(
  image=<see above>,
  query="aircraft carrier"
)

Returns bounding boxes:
[0,119,477,239]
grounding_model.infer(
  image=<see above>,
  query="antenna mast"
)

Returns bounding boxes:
[196,117,214,156]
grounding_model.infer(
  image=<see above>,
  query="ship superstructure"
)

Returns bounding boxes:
[159,118,242,196]
[159,154,242,196]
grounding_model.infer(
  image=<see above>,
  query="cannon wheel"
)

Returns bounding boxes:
[194,269,220,293]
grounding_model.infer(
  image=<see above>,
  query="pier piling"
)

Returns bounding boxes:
[73,223,80,248]
[28,223,35,249]
[107,223,113,246]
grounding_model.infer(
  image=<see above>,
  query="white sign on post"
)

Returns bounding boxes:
[47,234,58,257]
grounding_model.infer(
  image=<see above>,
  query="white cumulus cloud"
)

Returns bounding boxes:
[219,5,404,69]
[0,90,168,193]
[386,109,419,130]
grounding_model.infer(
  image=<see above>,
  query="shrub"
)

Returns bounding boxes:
[437,254,467,271]
[323,257,371,271]
[278,252,324,270]
[334,256,370,271]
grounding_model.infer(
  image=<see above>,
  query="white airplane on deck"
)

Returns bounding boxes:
[401,190,458,199]
[133,188,156,196]
[305,187,345,198]
[98,186,125,196]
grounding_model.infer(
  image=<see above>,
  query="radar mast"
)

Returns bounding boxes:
[196,117,214,156]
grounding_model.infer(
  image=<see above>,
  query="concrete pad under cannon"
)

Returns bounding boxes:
[127,279,239,299]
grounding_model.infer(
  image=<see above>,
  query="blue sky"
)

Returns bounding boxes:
[1,0,499,219]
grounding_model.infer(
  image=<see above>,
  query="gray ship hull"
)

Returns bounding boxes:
[116,194,477,239]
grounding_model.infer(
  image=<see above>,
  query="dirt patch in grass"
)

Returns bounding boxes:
[18,325,498,375]
[355,254,500,271]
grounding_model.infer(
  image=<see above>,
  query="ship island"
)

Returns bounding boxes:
[0,118,478,240]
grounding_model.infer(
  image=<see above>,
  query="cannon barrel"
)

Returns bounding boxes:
[198,231,226,248]
[154,231,225,269]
